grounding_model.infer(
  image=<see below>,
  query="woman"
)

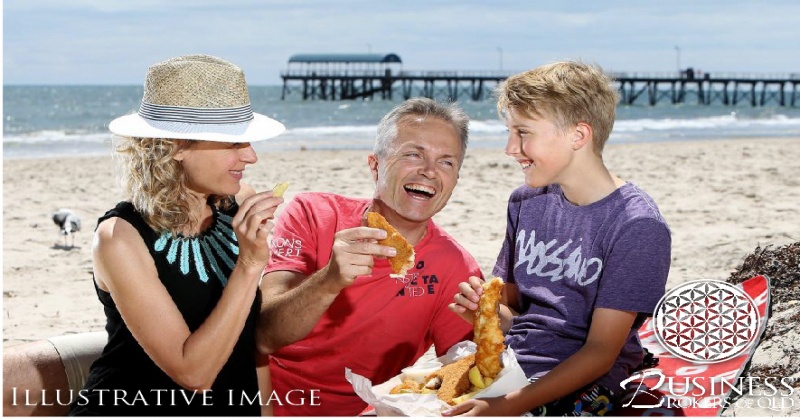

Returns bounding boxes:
[70,54,286,415]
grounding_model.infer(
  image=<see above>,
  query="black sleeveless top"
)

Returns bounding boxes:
[70,201,261,416]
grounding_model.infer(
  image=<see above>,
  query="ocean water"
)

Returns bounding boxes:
[3,85,800,159]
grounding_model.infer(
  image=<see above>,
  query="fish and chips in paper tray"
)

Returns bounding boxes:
[345,277,529,416]
[346,341,528,416]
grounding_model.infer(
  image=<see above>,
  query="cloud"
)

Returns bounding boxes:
[4,1,800,84]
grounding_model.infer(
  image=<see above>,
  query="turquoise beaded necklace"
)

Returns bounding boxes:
[153,207,239,286]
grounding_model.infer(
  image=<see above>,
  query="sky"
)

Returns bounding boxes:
[4,0,800,85]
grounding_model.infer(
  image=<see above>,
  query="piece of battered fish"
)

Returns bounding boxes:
[423,354,475,405]
[474,276,505,379]
[366,212,415,276]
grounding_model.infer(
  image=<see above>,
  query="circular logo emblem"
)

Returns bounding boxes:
[653,280,760,363]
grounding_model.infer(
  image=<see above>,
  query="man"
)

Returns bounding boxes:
[256,97,482,416]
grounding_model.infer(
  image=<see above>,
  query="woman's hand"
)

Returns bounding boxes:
[232,191,283,270]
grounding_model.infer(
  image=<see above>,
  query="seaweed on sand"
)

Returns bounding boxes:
[727,241,800,384]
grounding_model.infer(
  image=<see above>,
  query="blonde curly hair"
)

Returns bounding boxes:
[113,136,233,235]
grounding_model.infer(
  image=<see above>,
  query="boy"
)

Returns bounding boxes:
[446,61,671,416]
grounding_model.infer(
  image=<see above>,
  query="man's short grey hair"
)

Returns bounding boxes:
[373,97,469,165]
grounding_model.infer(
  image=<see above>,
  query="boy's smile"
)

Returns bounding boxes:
[504,110,574,188]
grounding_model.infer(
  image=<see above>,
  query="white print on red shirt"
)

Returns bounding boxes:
[394,268,440,298]
[270,236,303,257]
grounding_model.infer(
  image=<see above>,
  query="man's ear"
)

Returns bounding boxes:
[571,122,593,151]
[368,154,379,182]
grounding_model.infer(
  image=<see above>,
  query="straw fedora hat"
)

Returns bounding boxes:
[109,54,285,142]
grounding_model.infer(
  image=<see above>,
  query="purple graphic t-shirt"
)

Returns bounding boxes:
[493,183,671,391]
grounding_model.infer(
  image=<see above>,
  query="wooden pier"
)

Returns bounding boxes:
[280,54,800,106]
[612,71,800,107]
[280,69,511,102]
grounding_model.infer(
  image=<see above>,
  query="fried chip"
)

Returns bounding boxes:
[272,181,290,198]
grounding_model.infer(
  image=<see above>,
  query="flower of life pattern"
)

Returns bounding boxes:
[653,280,760,363]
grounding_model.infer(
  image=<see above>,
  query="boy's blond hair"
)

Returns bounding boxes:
[496,61,619,154]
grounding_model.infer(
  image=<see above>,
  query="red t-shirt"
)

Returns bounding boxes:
[265,192,481,416]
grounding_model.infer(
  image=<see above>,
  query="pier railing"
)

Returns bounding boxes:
[280,69,514,78]
[609,71,800,81]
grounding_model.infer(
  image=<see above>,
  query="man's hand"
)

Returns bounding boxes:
[447,275,484,325]
[326,226,397,290]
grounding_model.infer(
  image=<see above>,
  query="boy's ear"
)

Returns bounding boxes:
[571,122,593,151]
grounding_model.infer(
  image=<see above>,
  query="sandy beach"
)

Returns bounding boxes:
[3,137,800,415]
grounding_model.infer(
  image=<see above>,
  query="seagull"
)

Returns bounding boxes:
[52,208,81,248]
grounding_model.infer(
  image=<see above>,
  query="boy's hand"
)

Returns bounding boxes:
[442,396,510,416]
[448,276,484,324]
